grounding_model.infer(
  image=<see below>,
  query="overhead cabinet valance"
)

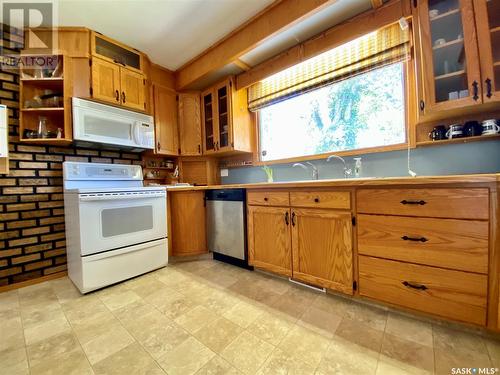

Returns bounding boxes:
[247,22,411,111]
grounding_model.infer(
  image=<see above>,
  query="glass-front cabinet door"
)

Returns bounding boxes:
[215,81,232,152]
[202,91,216,153]
[418,0,482,112]
[475,0,500,103]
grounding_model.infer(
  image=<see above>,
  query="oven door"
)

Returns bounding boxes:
[78,191,167,256]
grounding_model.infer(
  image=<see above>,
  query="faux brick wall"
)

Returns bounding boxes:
[0,25,143,287]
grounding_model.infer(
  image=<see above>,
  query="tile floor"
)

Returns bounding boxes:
[0,258,498,375]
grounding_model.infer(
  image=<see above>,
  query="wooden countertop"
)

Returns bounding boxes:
[159,173,500,191]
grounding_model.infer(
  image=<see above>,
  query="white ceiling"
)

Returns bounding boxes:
[50,0,275,70]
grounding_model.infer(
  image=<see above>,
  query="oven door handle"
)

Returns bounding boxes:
[79,192,166,202]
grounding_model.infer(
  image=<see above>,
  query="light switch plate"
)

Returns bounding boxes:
[220,168,229,177]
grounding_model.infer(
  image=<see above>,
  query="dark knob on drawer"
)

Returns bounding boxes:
[400,200,426,205]
[402,281,428,291]
[314,198,320,203]
[264,197,268,202]
[401,235,428,242]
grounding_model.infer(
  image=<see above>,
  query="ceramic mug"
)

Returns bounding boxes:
[434,38,446,46]
[463,121,482,137]
[429,125,447,141]
[482,119,500,135]
[446,124,463,139]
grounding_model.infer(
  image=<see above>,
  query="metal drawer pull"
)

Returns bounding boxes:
[284,212,289,225]
[402,281,428,291]
[264,197,268,201]
[400,200,426,205]
[291,211,296,226]
[401,235,428,242]
[314,198,320,203]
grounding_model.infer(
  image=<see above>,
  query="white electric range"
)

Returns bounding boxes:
[63,161,168,293]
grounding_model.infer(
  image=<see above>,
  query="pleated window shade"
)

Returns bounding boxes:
[248,22,411,112]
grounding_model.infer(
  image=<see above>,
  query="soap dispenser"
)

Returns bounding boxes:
[353,157,362,178]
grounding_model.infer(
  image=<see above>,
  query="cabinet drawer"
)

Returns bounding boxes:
[358,215,488,273]
[290,191,350,209]
[357,188,489,219]
[359,256,487,325]
[247,191,289,206]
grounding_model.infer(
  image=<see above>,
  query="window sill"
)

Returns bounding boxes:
[254,142,409,166]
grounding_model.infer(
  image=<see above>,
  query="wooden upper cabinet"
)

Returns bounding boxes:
[153,85,178,156]
[92,32,142,72]
[474,0,500,103]
[202,90,216,153]
[291,208,353,294]
[120,68,145,111]
[247,205,292,277]
[201,77,253,155]
[178,93,202,155]
[91,57,121,104]
[417,0,482,114]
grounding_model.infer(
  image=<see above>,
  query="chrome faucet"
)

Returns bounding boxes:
[292,162,319,180]
[326,155,352,178]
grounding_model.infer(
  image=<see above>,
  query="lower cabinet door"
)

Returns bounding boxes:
[247,205,292,277]
[170,191,207,256]
[291,208,353,294]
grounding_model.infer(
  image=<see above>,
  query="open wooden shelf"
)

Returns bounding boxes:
[21,107,64,112]
[417,133,500,147]
[20,78,64,82]
[19,138,72,146]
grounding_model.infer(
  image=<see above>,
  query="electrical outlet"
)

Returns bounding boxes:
[220,168,229,177]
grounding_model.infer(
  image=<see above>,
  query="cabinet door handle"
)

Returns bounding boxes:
[486,78,492,98]
[472,81,479,101]
[115,90,119,102]
[401,235,428,243]
[291,211,296,226]
[198,144,201,154]
[121,91,126,103]
[157,142,161,150]
[402,281,428,291]
[284,212,289,226]
[400,200,426,205]
[113,59,126,67]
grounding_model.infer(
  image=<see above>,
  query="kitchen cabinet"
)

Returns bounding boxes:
[291,208,353,294]
[153,85,178,156]
[247,205,292,277]
[474,0,500,103]
[91,57,121,104]
[170,191,207,256]
[201,77,253,155]
[91,56,145,111]
[357,187,490,325]
[247,189,354,294]
[179,93,202,155]
[416,0,500,118]
[91,32,143,72]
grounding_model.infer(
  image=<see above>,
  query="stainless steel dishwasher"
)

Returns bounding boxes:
[206,189,252,269]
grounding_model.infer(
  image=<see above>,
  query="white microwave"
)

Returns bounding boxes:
[72,98,154,151]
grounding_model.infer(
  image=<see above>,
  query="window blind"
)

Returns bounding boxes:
[248,22,411,111]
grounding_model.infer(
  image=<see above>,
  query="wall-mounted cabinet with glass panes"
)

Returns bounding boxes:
[201,77,254,155]
[90,32,146,111]
[416,0,500,117]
